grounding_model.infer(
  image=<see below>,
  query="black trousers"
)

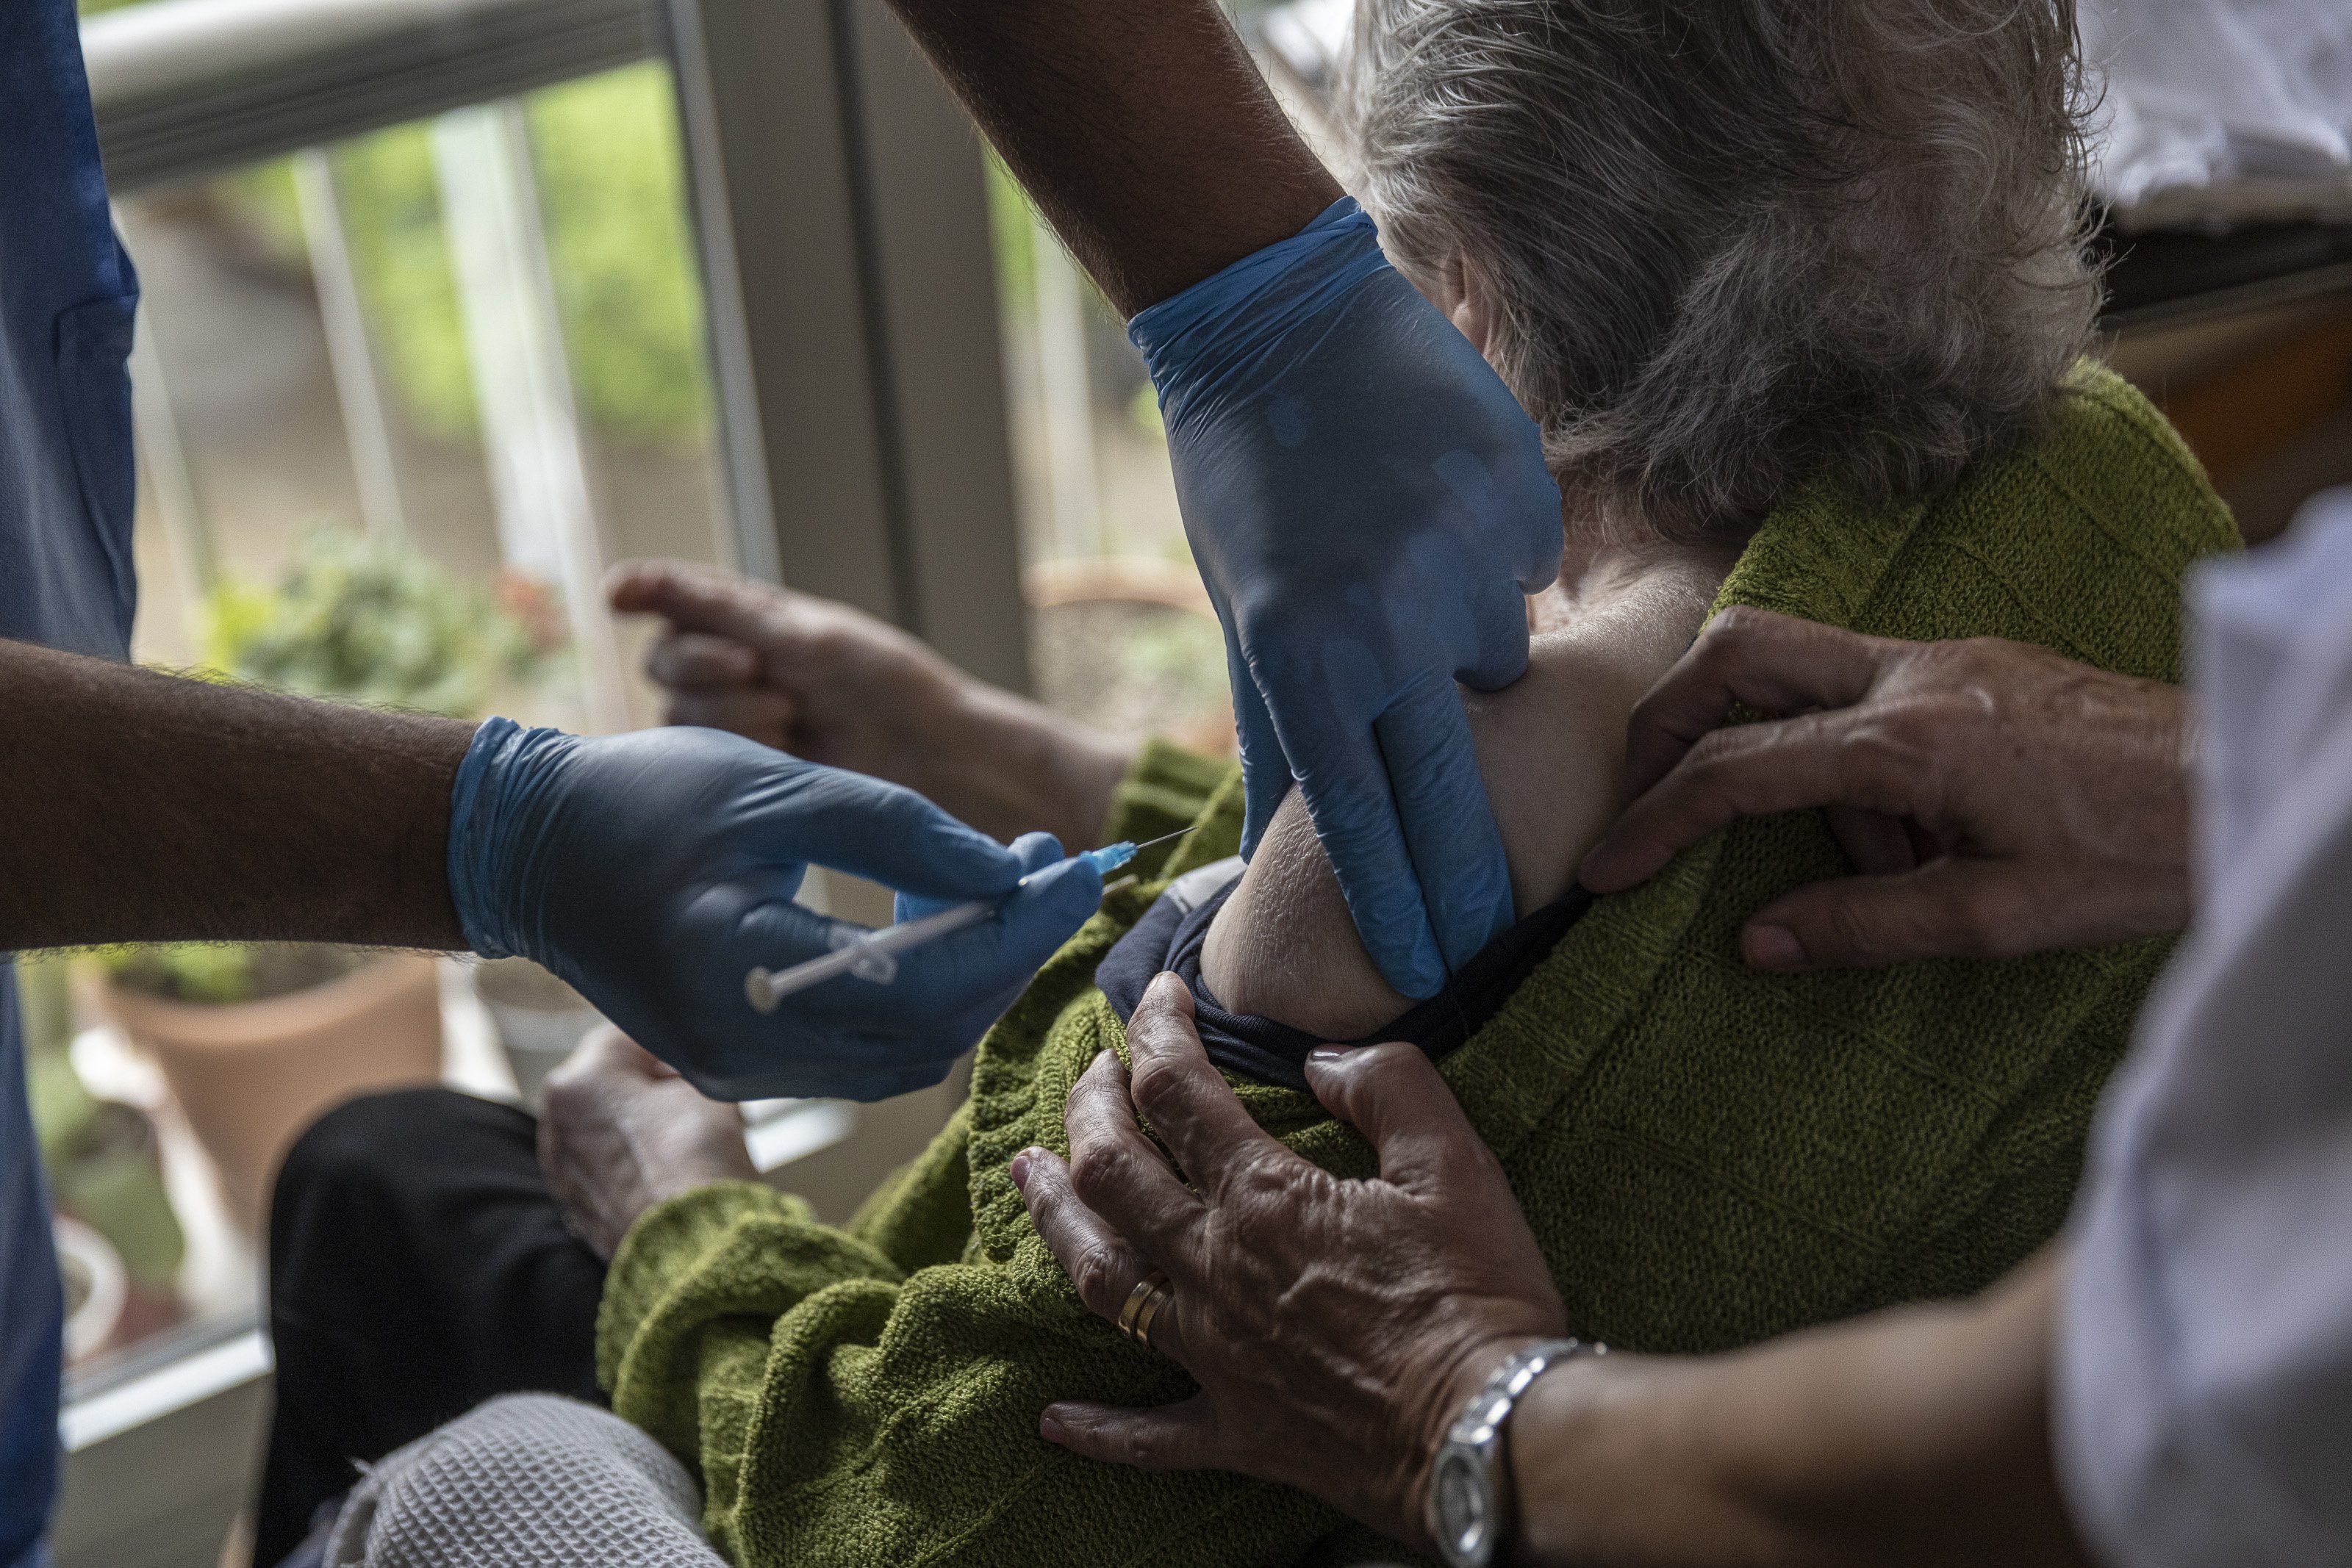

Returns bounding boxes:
[253,1088,605,1568]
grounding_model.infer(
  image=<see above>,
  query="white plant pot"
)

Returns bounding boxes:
[473,958,603,1110]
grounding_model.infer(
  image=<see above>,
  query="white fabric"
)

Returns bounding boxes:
[323,1395,726,1568]
[2057,489,2352,1568]
[2083,0,2352,229]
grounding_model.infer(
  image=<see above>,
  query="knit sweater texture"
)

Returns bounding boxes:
[599,363,2238,1567]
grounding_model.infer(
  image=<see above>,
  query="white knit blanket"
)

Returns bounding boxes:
[323,1395,727,1568]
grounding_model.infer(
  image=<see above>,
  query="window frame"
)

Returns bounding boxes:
[60,1,1023,1558]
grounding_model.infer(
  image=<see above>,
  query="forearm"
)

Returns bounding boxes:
[1509,1253,2085,1567]
[0,640,471,951]
[920,680,1134,852]
[880,0,1340,313]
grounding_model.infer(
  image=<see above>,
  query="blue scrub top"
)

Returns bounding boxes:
[0,0,142,1561]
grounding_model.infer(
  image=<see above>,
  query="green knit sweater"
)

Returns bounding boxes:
[599,364,2237,1567]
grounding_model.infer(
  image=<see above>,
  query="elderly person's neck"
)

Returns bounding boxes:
[1201,533,1738,1040]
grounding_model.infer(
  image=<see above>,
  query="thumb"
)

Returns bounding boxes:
[1740,859,2044,971]
[900,831,1064,921]
[873,851,1102,1004]
[1302,1040,1482,1197]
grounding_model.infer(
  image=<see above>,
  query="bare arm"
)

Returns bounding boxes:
[878,0,1341,313]
[0,638,470,951]
[888,0,1564,999]
[1510,1254,2081,1567]
[0,635,1107,1101]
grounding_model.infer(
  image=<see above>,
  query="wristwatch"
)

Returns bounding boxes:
[1426,1337,1605,1568]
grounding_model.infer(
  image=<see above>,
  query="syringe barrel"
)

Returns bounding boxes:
[863,898,995,956]
[749,854,1099,1013]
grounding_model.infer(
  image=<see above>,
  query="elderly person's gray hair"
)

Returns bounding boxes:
[1338,0,2097,542]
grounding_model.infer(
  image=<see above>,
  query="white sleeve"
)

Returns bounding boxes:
[2056,495,2352,1568]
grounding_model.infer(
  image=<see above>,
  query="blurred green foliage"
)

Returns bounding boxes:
[332,127,483,442]
[1117,607,1226,707]
[527,66,711,447]
[213,64,711,450]
[204,528,545,718]
[108,944,254,1007]
[22,952,187,1290]
[101,530,550,1005]
[986,154,1039,317]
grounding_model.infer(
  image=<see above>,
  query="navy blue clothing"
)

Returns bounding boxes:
[0,1,141,1561]
[1096,876,1591,1090]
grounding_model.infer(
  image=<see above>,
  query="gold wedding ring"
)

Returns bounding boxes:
[1116,1270,1174,1352]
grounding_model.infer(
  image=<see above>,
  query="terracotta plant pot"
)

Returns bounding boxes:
[104,954,445,1234]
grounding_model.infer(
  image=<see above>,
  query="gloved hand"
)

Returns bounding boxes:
[446,718,1103,1100]
[1129,198,1562,998]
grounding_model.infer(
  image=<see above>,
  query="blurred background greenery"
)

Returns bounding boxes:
[204,64,713,451]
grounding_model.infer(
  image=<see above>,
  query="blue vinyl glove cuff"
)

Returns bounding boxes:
[1130,199,1563,997]
[447,718,1103,1100]
[448,716,539,962]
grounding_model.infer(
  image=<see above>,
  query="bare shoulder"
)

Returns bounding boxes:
[1471,580,1713,912]
[1202,564,1719,1039]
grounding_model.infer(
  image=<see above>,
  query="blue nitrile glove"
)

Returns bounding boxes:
[1129,198,1563,998]
[892,829,1075,1049]
[446,718,1103,1100]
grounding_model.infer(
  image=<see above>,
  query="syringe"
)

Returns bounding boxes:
[744,826,1197,1014]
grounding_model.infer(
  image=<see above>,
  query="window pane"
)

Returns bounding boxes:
[61,59,725,1380]
[989,160,1235,755]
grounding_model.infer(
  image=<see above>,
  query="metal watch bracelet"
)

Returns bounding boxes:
[1427,1337,1606,1568]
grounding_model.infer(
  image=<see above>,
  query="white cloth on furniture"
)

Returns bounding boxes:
[323,1395,725,1568]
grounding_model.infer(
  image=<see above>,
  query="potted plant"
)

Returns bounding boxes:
[100,530,553,1231]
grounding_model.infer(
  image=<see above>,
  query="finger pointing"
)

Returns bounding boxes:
[607,558,781,644]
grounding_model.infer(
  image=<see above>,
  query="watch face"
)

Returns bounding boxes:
[1435,1447,1494,1563]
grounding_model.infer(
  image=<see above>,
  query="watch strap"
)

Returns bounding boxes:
[1427,1337,1605,1568]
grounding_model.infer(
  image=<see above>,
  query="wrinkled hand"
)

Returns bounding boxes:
[1010,974,1565,1548]
[1130,200,1563,999]
[609,559,1132,851]
[1579,608,2193,969]
[445,717,1102,1101]
[610,559,969,772]
[537,1024,755,1259]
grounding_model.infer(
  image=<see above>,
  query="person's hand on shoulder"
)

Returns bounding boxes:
[1131,200,1563,1001]
[1011,974,1566,1550]
[1579,608,2194,968]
